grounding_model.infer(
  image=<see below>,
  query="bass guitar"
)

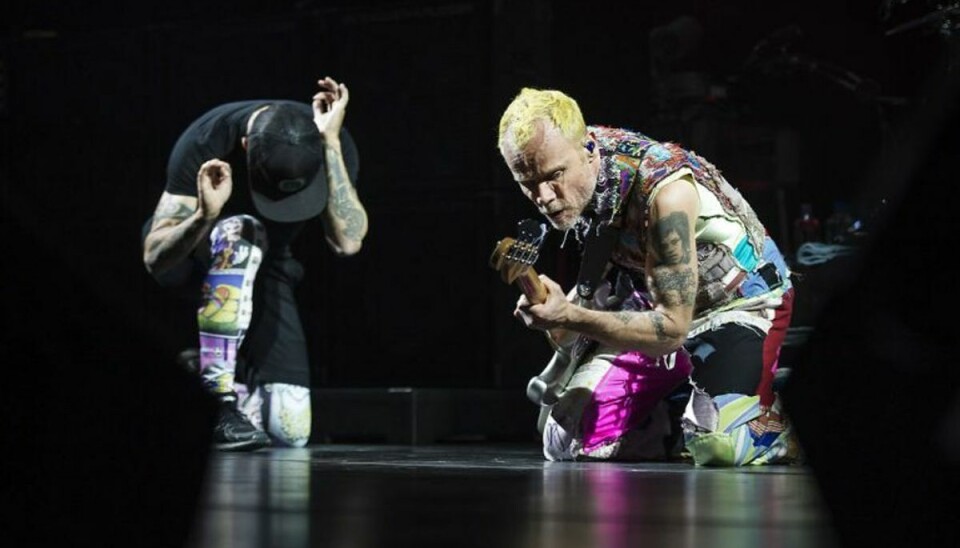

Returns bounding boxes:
[489,220,580,432]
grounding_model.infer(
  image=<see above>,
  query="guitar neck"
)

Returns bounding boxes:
[516,266,547,305]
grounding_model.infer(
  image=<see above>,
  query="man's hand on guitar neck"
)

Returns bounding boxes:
[514,274,573,332]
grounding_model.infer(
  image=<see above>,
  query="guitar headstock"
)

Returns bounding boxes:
[489,219,548,285]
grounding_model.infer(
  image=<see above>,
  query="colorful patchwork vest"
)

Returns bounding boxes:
[584,126,784,318]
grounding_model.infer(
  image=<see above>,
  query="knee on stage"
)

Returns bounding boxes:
[538,346,799,466]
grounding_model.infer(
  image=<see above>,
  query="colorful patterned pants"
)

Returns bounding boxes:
[542,288,798,465]
[197,215,311,447]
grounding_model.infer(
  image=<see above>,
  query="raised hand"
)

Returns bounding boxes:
[312,76,349,143]
[196,159,233,221]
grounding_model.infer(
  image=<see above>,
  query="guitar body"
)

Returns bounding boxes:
[528,350,577,433]
[526,349,573,406]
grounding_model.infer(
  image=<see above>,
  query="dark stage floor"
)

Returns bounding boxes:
[185,444,840,548]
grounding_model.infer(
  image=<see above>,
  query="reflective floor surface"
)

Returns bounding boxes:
[185,444,840,548]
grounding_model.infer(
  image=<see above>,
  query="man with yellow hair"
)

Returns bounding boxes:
[499,88,796,465]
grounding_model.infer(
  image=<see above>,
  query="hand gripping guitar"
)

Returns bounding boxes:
[489,220,576,413]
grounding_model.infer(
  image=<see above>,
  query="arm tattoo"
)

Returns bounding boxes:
[650,312,669,342]
[326,148,365,241]
[144,196,209,271]
[153,195,195,226]
[651,211,691,266]
[613,311,634,326]
[651,266,697,306]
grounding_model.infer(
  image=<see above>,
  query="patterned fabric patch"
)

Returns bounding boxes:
[683,391,797,466]
[587,125,784,317]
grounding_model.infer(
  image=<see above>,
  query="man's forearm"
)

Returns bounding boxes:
[564,306,688,357]
[143,210,215,275]
[322,142,368,255]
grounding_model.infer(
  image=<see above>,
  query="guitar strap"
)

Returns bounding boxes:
[575,222,620,300]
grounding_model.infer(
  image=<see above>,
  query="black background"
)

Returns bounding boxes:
[2,0,945,389]
[4,1,960,545]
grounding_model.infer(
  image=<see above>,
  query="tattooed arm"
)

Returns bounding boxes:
[515,180,699,356]
[319,140,368,255]
[143,159,232,275]
[313,76,369,256]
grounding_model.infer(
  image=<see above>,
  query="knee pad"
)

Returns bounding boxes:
[262,383,311,447]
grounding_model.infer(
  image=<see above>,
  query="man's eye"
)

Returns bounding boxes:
[550,170,564,180]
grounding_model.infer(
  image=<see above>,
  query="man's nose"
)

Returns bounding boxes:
[534,181,557,206]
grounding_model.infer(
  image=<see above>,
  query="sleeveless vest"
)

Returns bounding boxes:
[585,126,774,316]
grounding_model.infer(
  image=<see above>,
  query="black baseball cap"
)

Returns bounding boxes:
[246,104,328,223]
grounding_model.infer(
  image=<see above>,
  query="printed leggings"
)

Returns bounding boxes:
[197,215,311,447]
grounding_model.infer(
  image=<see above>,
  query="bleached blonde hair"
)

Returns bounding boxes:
[497,88,587,152]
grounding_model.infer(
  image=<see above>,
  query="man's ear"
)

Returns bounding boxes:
[241,136,248,151]
[584,133,597,158]
[583,134,597,162]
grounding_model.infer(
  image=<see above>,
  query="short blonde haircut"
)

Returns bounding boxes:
[498,88,587,152]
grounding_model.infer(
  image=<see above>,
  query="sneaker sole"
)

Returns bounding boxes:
[215,438,271,452]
